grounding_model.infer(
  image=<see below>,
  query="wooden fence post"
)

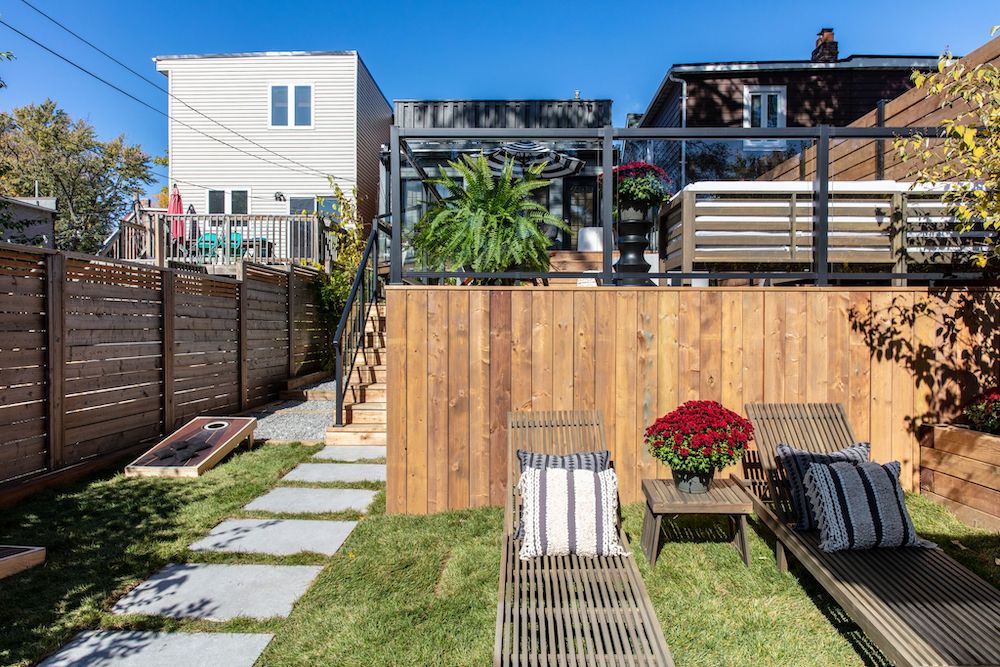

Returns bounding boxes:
[287,268,296,379]
[162,269,176,432]
[891,193,907,287]
[46,253,65,470]
[238,278,249,411]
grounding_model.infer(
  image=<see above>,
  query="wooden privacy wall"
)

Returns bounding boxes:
[0,243,330,502]
[386,286,999,514]
[762,35,1000,182]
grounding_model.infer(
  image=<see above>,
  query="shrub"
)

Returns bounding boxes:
[410,153,567,281]
[600,161,672,209]
[644,400,754,473]
[964,388,1000,434]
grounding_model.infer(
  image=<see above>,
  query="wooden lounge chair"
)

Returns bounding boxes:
[494,410,675,667]
[745,403,1000,667]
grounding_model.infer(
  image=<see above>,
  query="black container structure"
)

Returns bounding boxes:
[614,205,655,286]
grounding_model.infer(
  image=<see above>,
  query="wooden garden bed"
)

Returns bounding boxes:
[920,425,1000,532]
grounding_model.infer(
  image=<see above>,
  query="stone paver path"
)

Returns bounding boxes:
[245,487,377,514]
[283,462,386,483]
[53,421,387,663]
[39,631,273,667]
[313,445,386,461]
[190,519,357,556]
[112,563,322,620]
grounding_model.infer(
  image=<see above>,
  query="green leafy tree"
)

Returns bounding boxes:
[312,183,365,320]
[895,31,1000,267]
[0,100,152,253]
[410,153,567,283]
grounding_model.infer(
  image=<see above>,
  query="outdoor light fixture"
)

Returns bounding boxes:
[274,191,286,201]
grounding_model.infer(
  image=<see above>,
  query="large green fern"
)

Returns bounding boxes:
[410,153,568,281]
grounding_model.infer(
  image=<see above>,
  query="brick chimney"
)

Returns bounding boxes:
[811,27,838,63]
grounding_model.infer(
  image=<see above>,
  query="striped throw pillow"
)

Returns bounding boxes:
[776,443,870,530]
[518,467,628,560]
[514,450,611,538]
[803,460,935,552]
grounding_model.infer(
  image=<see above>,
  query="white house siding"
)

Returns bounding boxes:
[156,52,377,217]
[355,58,392,227]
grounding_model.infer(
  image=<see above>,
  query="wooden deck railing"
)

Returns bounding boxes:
[102,213,330,267]
[659,181,988,275]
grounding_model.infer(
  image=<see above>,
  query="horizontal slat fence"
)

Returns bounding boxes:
[0,243,331,504]
[387,285,999,514]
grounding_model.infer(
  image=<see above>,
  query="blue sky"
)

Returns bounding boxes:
[0,0,995,196]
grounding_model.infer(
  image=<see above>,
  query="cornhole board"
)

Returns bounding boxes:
[125,417,256,478]
[0,546,45,579]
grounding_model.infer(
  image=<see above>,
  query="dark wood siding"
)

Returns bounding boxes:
[394,99,613,129]
[682,69,917,128]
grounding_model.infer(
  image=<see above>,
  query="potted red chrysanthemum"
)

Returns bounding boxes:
[644,401,754,494]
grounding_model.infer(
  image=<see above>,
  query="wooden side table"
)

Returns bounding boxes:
[640,477,754,568]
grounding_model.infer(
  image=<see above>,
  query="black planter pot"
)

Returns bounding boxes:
[672,468,715,494]
[614,207,654,286]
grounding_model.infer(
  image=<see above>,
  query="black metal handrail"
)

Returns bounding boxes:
[332,222,385,427]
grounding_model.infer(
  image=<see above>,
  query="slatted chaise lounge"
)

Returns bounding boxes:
[494,410,675,667]
[745,403,1000,667]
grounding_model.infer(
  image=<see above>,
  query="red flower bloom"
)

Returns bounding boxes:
[643,401,754,473]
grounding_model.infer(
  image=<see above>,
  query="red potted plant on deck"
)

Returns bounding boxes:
[644,401,754,494]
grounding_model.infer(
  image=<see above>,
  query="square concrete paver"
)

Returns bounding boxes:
[283,463,386,483]
[313,445,386,461]
[189,519,356,556]
[39,631,273,667]
[245,487,377,514]
[111,563,321,620]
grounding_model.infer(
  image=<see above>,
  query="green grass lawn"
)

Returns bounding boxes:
[1,443,996,667]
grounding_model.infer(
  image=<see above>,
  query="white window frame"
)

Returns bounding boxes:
[268,82,314,129]
[743,84,786,150]
[205,187,252,216]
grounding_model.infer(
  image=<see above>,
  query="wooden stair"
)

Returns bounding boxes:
[325,303,387,446]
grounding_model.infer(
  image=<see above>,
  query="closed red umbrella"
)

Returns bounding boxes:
[167,185,185,240]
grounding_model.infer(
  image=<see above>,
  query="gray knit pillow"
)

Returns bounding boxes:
[514,450,611,538]
[776,443,870,530]
[802,460,935,552]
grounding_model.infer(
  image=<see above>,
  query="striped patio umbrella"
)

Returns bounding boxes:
[486,141,585,179]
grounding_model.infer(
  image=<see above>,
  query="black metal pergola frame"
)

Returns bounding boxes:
[388,124,987,286]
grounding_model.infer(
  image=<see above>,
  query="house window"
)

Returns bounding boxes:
[208,190,225,214]
[231,190,248,215]
[207,189,250,215]
[743,85,786,150]
[270,84,313,127]
[289,196,339,217]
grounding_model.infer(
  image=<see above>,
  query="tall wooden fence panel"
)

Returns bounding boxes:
[63,258,165,467]
[386,285,999,514]
[290,266,329,376]
[244,265,291,407]
[0,244,331,504]
[172,272,241,429]
[0,247,48,481]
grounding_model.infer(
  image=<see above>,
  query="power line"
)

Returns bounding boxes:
[16,0,333,180]
[0,18,326,179]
